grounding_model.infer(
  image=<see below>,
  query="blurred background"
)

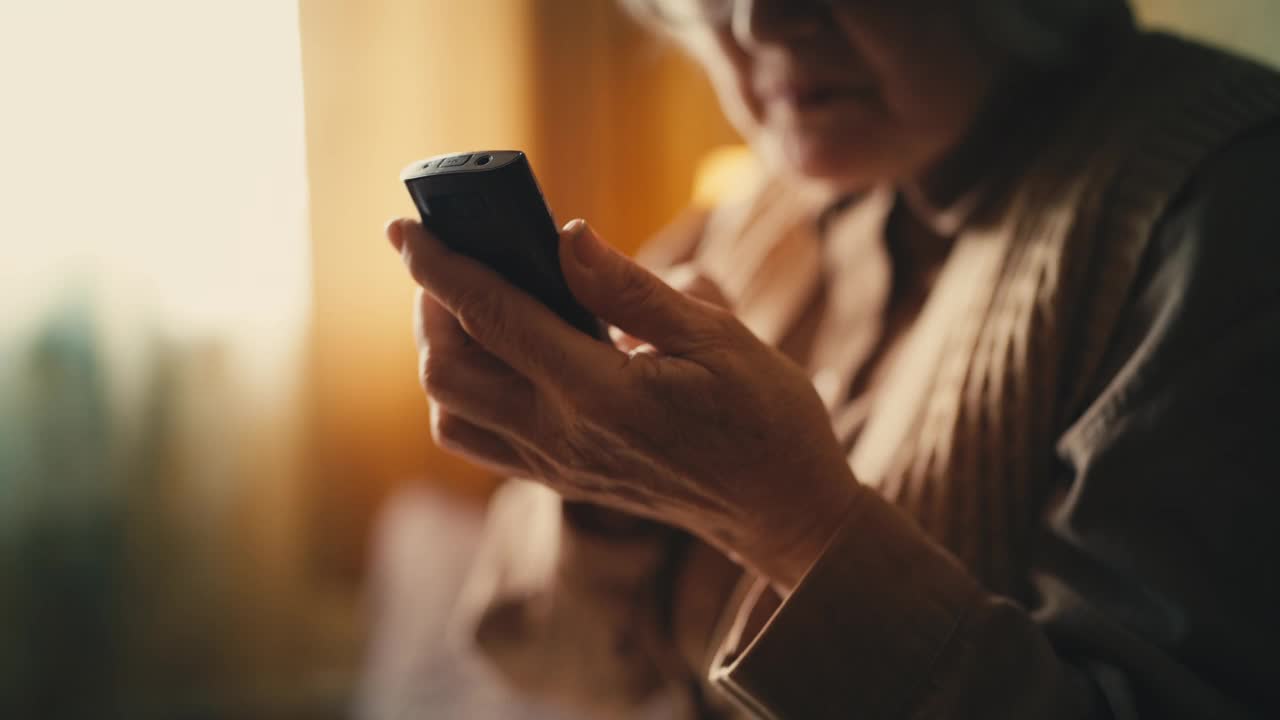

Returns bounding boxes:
[1,1,1276,718]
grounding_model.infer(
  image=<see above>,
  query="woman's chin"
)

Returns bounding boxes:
[778,133,885,191]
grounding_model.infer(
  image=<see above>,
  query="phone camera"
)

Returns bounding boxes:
[475,155,492,166]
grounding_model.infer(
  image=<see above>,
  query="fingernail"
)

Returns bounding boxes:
[565,219,603,269]
[386,218,406,252]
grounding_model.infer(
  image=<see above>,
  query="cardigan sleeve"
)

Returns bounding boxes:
[705,127,1280,719]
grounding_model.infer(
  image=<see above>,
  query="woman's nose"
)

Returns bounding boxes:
[731,0,827,50]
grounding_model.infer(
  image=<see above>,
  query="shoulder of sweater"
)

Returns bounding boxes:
[1142,120,1280,312]
[1058,32,1280,347]
[1068,122,1280,431]
[1056,122,1280,458]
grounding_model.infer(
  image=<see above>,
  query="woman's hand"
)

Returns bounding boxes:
[388,217,862,591]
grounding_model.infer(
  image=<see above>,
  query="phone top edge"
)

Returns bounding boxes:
[399,150,525,181]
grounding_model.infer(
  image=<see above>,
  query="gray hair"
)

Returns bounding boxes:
[618,0,1135,66]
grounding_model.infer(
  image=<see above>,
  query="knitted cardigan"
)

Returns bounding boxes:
[454,31,1280,720]
[855,32,1280,596]
[708,32,1280,718]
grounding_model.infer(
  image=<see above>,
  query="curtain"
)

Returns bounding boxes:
[0,1,351,716]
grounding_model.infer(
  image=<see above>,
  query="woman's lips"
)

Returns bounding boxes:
[756,80,877,112]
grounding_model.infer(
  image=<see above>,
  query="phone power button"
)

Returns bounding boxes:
[439,154,472,168]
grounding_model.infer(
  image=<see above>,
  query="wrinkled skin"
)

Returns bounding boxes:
[390,218,859,590]
[393,0,1015,590]
[678,0,1005,196]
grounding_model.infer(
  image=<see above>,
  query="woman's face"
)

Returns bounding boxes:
[675,0,1007,192]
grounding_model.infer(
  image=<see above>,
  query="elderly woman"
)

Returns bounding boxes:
[386,0,1280,717]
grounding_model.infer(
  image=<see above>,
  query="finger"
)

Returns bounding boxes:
[662,263,732,311]
[605,265,729,352]
[559,220,729,355]
[416,289,539,439]
[414,286,468,356]
[395,218,626,392]
[387,216,408,252]
[430,403,531,477]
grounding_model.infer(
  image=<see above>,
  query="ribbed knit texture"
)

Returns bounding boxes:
[870,33,1280,597]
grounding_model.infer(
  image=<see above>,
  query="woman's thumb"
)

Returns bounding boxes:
[559,220,719,353]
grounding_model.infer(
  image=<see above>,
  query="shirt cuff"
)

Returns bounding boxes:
[707,492,986,719]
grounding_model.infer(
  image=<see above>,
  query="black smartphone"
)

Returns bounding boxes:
[401,150,606,340]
